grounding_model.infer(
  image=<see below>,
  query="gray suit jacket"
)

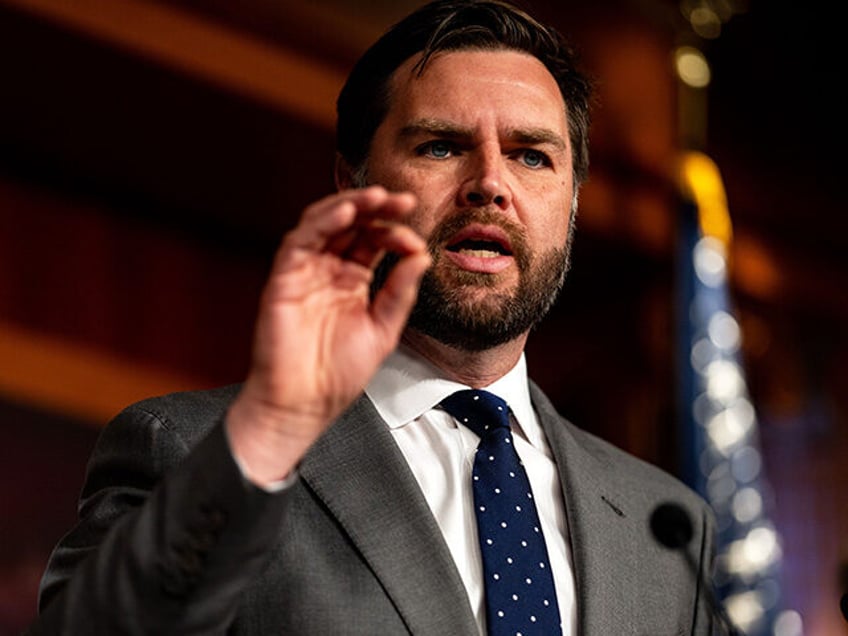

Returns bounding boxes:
[31,382,715,635]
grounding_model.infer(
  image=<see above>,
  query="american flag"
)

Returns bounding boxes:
[675,152,800,635]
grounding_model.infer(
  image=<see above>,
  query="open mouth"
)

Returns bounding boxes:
[447,238,511,258]
[445,225,513,259]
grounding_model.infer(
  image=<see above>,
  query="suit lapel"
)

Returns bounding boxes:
[297,385,645,634]
[530,383,644,634]
[299,395,478,635]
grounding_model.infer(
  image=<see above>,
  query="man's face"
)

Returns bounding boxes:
[366,49,576,350]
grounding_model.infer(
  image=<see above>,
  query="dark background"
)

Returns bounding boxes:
[0,0,845,633]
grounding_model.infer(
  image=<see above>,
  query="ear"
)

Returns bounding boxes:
[334,153,356,191]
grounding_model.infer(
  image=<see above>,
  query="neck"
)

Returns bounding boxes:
[401,329,528,388]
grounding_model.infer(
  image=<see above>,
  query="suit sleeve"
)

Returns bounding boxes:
[28,402,289,635]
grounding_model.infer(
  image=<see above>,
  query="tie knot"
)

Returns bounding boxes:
[440,389,510,438]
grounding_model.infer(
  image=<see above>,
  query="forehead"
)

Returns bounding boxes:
[384,49,569,135]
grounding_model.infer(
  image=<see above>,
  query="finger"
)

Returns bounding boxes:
[332,221,425,269]
[271,195,367,276]
[302,187,415,229]
[303,185,419,261]
[357,189,417,220]
[286,197,359,253]
[370,250,431,338]
[287,187,416,253]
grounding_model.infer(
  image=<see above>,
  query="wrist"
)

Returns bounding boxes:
[225,391,328,487]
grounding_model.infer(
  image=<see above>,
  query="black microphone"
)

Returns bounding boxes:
[651,501,695,549]
[650,502,744,636]
[840,592,848,622]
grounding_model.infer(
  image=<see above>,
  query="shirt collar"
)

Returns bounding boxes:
[365,344,544,448]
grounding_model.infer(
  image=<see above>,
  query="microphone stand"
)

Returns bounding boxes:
[676,538,743,636]
[650,502,744,636]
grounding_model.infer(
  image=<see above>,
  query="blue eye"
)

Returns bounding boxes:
[427,141,452,158]
[520,149,548,168]
[417,141,455,159]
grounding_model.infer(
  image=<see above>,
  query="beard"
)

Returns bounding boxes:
[374,206,574,352]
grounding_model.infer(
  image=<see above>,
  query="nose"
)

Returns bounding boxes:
[458,147,511,210]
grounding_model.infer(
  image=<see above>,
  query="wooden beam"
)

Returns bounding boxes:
[0,0,346,129]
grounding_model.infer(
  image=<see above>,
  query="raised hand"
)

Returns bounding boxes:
[226,186,430,486]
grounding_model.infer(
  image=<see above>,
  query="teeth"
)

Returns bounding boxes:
[459,248,500,258]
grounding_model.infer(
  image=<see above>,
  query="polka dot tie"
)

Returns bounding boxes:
[441,389,561,636]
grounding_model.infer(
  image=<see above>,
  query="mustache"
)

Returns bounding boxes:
[426,207,531,271]
[370,207,532,299]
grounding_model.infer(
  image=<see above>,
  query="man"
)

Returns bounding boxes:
[30,1,716,634]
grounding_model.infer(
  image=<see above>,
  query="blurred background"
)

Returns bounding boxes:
[0,0,845,634]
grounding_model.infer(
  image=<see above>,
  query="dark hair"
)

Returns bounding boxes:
[336,0,593,186]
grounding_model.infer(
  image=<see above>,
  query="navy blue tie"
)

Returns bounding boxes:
[441,389,561,635]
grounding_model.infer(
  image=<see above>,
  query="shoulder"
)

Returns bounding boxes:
[529,381,709,516]
[124,383,242,422]
[100,384,243,453]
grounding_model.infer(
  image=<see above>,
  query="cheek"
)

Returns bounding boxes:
[522,187,572,246]
[392,171,458,232]
[403,208,434,240]
[371,161,447,196]
[404,199,451,243]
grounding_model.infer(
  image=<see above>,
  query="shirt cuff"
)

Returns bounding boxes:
[223,422,299,493]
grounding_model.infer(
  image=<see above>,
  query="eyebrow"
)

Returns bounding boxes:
[399,119,472,141]
[399,118,567,151]
[509,127,568,151]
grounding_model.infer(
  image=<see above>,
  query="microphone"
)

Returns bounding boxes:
[650,502,744,636]
[651,501,694,549]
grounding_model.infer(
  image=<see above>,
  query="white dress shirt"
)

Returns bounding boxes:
[366,346,576,635]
